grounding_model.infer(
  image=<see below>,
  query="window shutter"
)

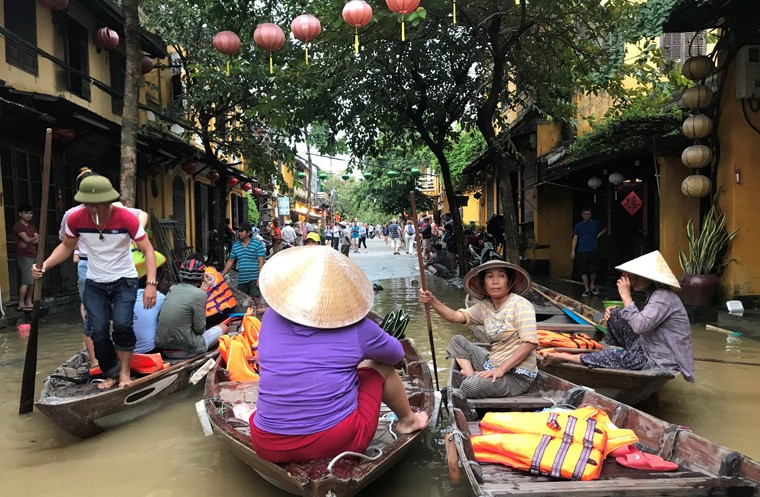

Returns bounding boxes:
[4,0,38,75]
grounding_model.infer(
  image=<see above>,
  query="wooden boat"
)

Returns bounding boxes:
[202,336,435,497]
[35,348,218,438]
[444,364,760,497]
[466,283,676,404]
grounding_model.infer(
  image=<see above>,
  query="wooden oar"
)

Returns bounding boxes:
[410,191,439,390]
[532,284,607,335]
[705,324,743,337]
[19,128,52,414]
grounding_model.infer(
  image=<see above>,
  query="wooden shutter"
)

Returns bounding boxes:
[4,0,38,75]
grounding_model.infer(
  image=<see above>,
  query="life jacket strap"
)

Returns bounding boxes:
[530,435,552,475]
[572,418,598,480]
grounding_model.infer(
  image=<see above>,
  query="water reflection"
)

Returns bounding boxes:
[2,278,760,496]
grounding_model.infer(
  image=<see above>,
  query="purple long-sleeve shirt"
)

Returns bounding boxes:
[253,310,404,435]
[618,288,695,382]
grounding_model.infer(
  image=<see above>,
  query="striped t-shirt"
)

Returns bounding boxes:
[229,238,266,284]
[460,293,538,372]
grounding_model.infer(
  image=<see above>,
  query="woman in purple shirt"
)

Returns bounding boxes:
[251,246,428,463]
[540,251,695,383]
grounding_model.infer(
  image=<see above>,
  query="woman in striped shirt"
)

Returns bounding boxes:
[419,260,538,398]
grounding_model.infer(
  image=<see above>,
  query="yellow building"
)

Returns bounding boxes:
[0,0,252,309]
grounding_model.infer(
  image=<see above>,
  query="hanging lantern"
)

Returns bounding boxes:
[297,171,307,179]
[386,0,420,42]
[318,172,328,180]
[208,170,220,182]
[52,127,76,142]
[682,144,712,169]
[608,172,624,185]
[291,14,321,65]
[410,167,420,175]
[180,161,197,175]
[386,170,399,178]
[213,30,241,75]
[341,173,350,180]
[242,182,253,192]
[227,177,239,187]
[213,31,241,55]
[148,163,163,178]
[587,176,602,189]
[140,55,155,75]
[682,55,714,81]
[683,85,713,110]
[254,23,286,75]
[362,171,373,179]
[39,0,68,11]
[682,114,713,139]
[342,0,373,54]
[93,27,119,51]
[253,187,263,197]
[681,174,712,198]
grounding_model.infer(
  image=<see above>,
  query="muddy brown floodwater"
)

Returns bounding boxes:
[2,244,759,496]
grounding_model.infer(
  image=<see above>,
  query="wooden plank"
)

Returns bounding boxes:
[467,396,556,411]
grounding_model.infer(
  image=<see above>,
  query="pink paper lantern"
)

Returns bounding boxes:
[181,161,197,175]
[342,1,373,54]
[213,31,241,55]
[93,27,119,51]
[291,14,322,42]
[254,23,285,74]
[38,0,68,10]
[242,182,253,192]
[227,177,239,187]
[386,0,420,41]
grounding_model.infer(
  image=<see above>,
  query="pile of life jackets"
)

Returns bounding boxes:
[217,307,261,382]
[537,330,603,350]
[472,406,638,481]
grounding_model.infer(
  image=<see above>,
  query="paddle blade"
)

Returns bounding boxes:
[562,308,587,325]
[19,306,40,414]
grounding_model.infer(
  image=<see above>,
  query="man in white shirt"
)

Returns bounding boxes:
[282,220,297,247]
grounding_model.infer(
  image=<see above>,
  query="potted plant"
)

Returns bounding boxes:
[678,191,738,305]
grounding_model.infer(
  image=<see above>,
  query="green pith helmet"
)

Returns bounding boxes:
[74,176,120,204]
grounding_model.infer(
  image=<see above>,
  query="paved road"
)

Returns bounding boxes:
[341,235,423,281]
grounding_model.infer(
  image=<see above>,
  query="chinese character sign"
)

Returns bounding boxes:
[621,191,642,216]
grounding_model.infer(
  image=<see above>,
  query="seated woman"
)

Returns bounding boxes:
[424,243,452,277]
[539,251,695,382]
[155,255,228,359]
[419,259,538,399]
[251,246,429,463]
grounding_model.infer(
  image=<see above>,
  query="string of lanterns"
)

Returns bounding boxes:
[679,55,715,199]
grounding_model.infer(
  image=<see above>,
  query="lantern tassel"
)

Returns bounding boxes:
[305,46,309,66]
[226,59,230,76]
[354,28,359,54]
[453,0,457,24]
[269,53,273,75]
[401,18,405,42]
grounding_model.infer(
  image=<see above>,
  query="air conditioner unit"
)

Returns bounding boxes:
[736,45,760,99]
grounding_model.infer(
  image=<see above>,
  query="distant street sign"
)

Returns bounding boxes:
[278,196,291,216]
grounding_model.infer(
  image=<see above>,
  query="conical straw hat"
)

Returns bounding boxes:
[462,259,532,300]
[615,251,680,290]
[259,245,375,328]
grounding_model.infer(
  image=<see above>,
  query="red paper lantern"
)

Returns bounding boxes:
[342,0,373,54]
[52,128,76,143]
[291,14,321,65]
[140,55,155,74]
[93,27,119,51]
[386,0,420,41]
[213,31,241,55]
[208,170,220,182]
[253,187,262,197]
[254,23,286,74]
[39,0,68,10]
[181,161,197,175]
[148,163,163,178]
[242,182,253,192]
[227,177,239,187]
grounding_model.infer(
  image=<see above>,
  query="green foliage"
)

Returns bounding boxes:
[679,192,739,275]
[247,195,259,226]
[447,129,487,188]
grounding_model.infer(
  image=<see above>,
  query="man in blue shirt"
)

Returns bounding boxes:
[571,207,606,297]
[221,222,266,308]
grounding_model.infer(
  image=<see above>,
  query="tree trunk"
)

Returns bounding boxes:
[119,0,140,206]
[493,151,520,263]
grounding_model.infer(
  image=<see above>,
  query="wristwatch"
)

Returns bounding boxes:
[146,279,158,286]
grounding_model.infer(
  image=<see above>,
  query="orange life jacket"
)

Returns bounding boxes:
[479,406,638,457]
[537,330,603,350]
[88,353,167,376]
[205,267,237,317]
[473,408,608,481]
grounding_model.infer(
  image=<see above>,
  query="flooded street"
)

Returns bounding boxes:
[2,238,760,496]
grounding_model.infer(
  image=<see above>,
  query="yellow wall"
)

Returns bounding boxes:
[536,121,562,156]
[531,184,573,277]
[657,156,699,277]
[715,61,760,296]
